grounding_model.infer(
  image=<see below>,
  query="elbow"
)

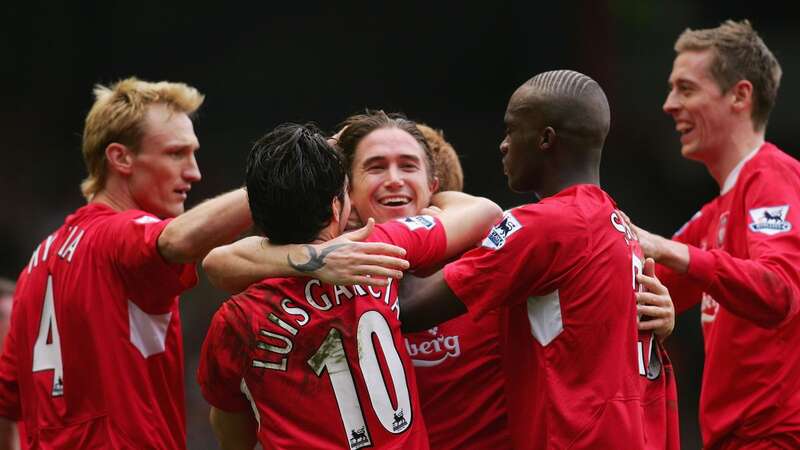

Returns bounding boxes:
[158,226,202,264]
[477,198,503,228]
[761,269,800,328]
[202,249,233,292]
[766,288,799,328]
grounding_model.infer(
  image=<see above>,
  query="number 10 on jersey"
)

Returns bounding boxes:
[308,310,412,450]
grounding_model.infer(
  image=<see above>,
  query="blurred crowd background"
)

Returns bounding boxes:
[1,1,796,448]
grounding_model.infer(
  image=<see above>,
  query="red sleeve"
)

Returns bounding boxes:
[197,302,251,412]
[101,213,198,313]
[0,299,20,421]
[656,209,708,315]
[372,215,447,271]
[443,206,589,316]
[684,168,800,327]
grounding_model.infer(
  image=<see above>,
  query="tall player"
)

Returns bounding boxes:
[400,70,678,449]
[0,78,406,449]
[203,112,511,449]
[196,123,502,449]
[630,19,800,449]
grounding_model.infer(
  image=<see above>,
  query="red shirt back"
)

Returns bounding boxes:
[198,216,447,450]
[444,185,660,449]
[0,203,197,449]
[403,311,509,450]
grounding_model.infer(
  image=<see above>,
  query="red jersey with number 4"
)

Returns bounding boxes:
[444,184,675,449]
[0,203,197,449]
[658,142,800,449]
[198,216,447,450]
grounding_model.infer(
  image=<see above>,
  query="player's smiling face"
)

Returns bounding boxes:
[663,49,734,162]
[128,103,201,218]
[349,127,437,224]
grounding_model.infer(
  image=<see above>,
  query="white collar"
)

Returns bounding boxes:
[721,142,763,195]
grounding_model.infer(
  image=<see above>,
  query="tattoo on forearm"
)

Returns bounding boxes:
[288,244,349,272]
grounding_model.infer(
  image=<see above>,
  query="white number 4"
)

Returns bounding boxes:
[32,275,64,396]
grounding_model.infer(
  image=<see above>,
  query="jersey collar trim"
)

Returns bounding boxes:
[721,142,763,195]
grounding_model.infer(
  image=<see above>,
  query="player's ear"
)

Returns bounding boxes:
[731,79,753,114]
[105,143,134,176]
[430,175,440,194]
[540,126,557,151]
[331,196,342,226]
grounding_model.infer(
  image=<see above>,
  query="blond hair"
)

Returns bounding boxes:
[80,77,205,200]
[675,19,781,131]
[417,124,464,192]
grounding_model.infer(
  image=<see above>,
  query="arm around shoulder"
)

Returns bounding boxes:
[159,188,253,264]
[431,192,502,259]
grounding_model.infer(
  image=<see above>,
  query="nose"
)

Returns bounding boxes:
[184,153,202,183]
[384,164,404,188]
[663,89,679,115]
[499,137,509,155]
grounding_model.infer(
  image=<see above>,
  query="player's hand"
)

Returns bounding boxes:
[636,258,675,340]
[293,218,410,287]
[617,210,662,260]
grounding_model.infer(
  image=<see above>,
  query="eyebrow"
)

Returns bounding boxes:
[361,153,422,166]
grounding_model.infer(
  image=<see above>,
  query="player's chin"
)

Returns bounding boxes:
[164,203,186,218]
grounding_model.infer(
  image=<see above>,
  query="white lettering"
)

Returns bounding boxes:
[281,298,310,326]
[383,278,394,305]
[305,279,333,310]
[352,284,368,296]
[27,243,42,273]
[42,233,57,261]
[333,284,354,305]
[57,227,84,262]
[367,285,382,299]
[268,313,298,336]
[57,227,78,257]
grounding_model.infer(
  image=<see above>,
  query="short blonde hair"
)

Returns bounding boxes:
[675,19,781,131]
[417,124,464,192]
[80,77,205,200]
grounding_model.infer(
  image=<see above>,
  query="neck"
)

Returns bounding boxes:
[91,178,138,212]
[314,222,341,244]
[705,126,765,188]
[535,165,600,199]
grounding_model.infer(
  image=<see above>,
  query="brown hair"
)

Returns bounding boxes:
[81,77,204,199]
[335,110,436,183]
[675,19,781,131]
[417,123,463,192]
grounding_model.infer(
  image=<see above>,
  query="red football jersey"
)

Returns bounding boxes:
[0,203,197,449]
[403,312,509,449]
[198,216,447,450]
[657,142,800,449]
[444,185,658,449]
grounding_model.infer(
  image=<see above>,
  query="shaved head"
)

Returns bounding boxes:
[500,70,610,196]
[512,70,610,147]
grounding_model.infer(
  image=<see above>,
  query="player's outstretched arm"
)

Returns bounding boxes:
[431,191,503,258]
[399,270,467,332]
[158,188,253,264]
[636,258,675,340]
[203,219,410,294]
[209,407,257,450]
